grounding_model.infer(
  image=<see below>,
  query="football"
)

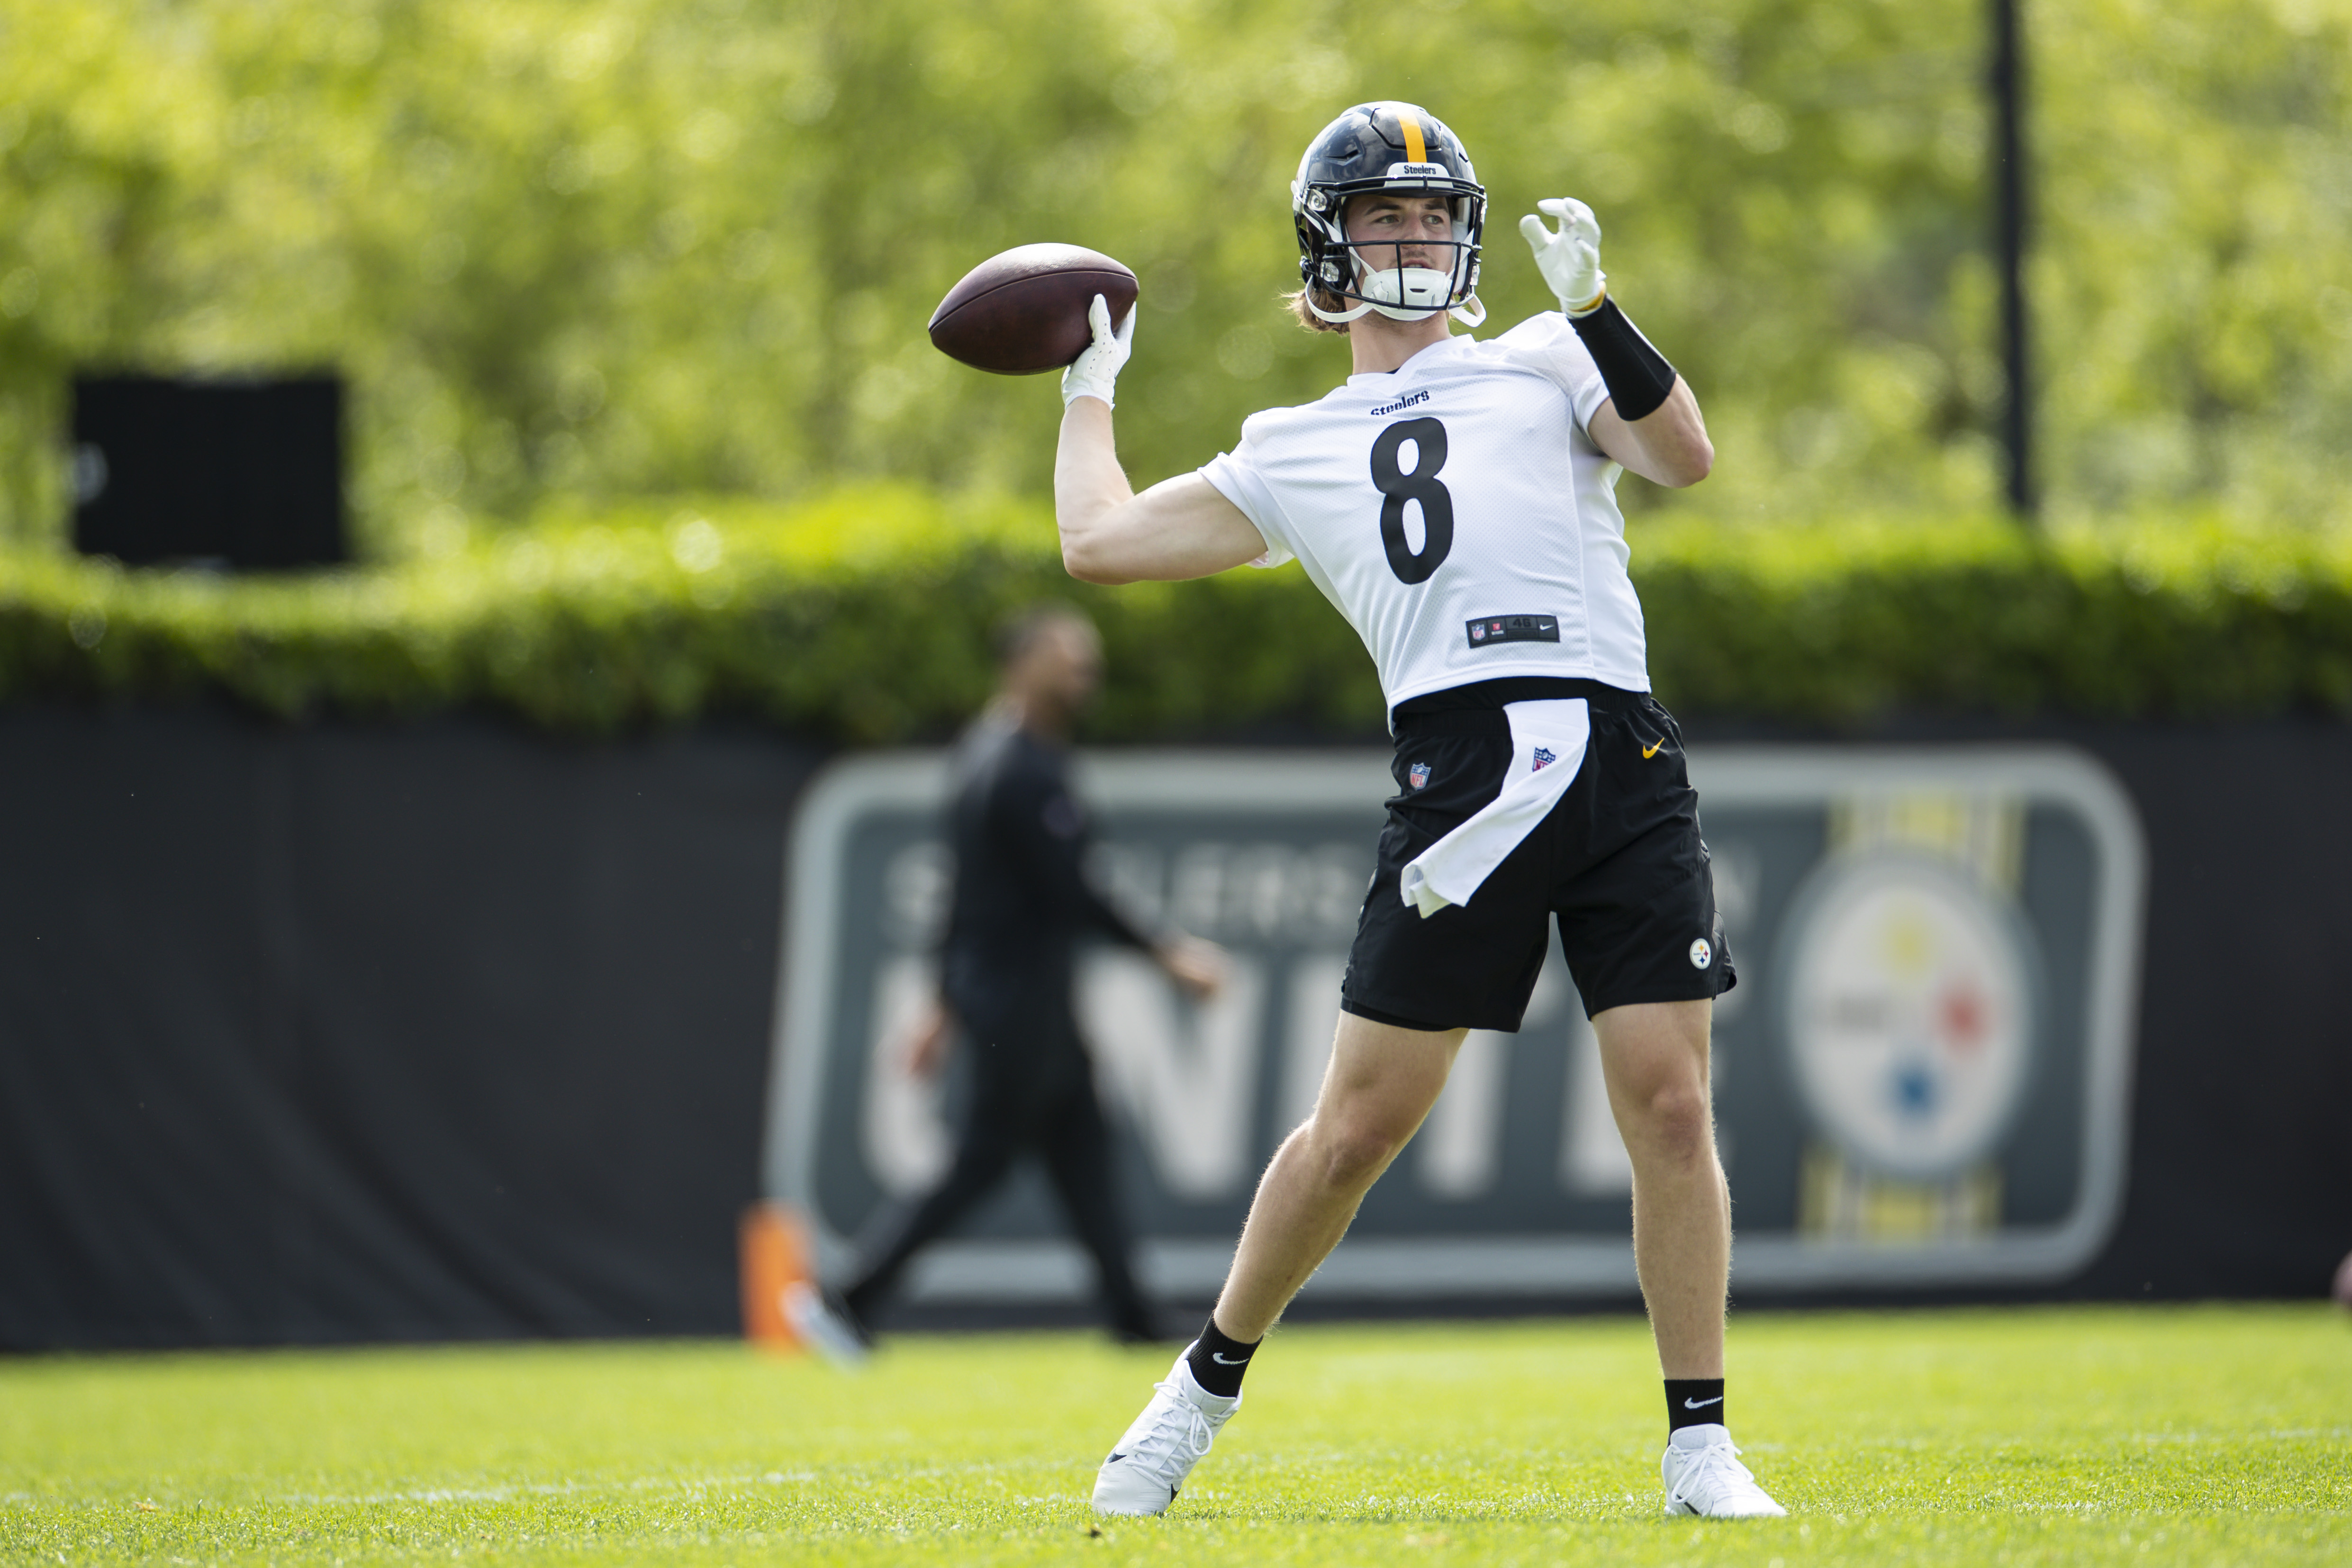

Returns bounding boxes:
[927,244,1138,375]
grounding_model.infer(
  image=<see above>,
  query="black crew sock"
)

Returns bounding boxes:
[1185,1317,1260,1399]
[1665,1378,1726,1433]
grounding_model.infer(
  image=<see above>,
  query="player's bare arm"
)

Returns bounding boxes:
[1520,196,1713,489]
[1054,298,1268,585]
[1590,378,1714,489]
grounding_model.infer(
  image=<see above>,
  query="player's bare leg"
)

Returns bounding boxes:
[1092,1014,1461,1515]
[1212,1014,1466,1341]
[1594,997,1783,1517]
[1593,998,1728,1376]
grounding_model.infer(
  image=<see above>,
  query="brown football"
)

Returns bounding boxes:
[927,244,1138,375]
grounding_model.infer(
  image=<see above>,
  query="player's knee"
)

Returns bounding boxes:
[1629,1080,1714,1169]
[1309,1112,1409,1190]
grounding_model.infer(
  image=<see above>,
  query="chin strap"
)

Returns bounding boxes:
[1308,294,1487,328]
[1305,293,1379,324]
[1308,264,1485,328]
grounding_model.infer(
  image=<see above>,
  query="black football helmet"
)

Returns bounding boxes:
[1292,101,1486,326]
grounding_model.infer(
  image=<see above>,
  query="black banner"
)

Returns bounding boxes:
[0,707,2346,1348]
[0,708,816,1348]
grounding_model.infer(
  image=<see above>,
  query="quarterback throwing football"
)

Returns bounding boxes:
[1056,101,1784,1521]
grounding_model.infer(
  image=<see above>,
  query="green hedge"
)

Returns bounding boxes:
[1639,516,2352,725]
[4,489,2350,741]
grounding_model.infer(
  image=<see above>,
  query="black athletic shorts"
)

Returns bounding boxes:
[1339,678,1734,1033]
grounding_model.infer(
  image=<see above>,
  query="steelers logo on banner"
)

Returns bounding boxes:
[1778,851,2039,1181]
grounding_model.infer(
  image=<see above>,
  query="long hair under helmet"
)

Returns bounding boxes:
[1292,101,1486,327]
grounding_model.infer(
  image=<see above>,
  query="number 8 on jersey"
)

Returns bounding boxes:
[1371,417,1453,584]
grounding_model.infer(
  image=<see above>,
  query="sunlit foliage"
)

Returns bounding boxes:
[0,0,2346,553]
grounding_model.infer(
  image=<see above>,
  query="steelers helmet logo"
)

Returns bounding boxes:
[1689,937,1713,970]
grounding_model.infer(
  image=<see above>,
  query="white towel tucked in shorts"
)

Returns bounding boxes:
[1398,698,1590,918]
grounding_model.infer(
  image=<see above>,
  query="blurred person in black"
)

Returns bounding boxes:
[791,603,1225,1358]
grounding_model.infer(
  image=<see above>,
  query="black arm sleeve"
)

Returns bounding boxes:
[1569,296,1678,422]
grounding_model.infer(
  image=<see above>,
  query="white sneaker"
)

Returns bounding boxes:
[782,1281,869,1369]
[1090,1348,1240,1516]
[1661,1424,1786,1518]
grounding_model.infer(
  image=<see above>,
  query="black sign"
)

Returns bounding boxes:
[763,747,2145,1305]
[72,374,346,568]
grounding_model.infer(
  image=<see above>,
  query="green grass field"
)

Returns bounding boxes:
[4,1305,2346,1566]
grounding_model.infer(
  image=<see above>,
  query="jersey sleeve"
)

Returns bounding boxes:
[1196,422,1296,570]
[1495,312,1612,433]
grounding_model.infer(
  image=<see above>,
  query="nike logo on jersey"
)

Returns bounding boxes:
[1642,740,1664,759]
[1683,1395,1724,1410]
[1212,1351,1252,1365]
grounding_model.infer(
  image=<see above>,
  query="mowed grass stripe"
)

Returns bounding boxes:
[2,1305,2345,1565]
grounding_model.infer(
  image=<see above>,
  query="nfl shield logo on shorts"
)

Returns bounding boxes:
[1532,747,1557,771]
[1408,762,1430,789]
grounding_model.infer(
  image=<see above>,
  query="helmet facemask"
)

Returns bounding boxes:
[1299,194,1485,326]
[1291,102,1487,330]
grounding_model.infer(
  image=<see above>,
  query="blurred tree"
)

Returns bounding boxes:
[0,0,2344,554]
[2035,0,2352,528]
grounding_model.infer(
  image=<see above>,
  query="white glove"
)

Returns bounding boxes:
[1518,197,1607,317]
[1061,293,1135,408]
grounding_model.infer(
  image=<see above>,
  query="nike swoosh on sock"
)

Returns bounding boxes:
[1683,1395,1724,1409]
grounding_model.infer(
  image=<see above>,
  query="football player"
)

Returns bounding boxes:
[1055,101,1784,1521]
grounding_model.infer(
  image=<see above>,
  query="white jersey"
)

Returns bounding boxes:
[1199,313,1650,715]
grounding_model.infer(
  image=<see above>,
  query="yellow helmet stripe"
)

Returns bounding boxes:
[1400,110,1427,165]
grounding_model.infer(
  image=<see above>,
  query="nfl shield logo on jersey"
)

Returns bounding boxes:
[1408,762,1430,789]
[1470,623,1486,641]
[1532,747,1557,771]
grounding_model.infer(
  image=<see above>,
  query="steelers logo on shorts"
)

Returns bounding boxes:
[1689,937,1713,970]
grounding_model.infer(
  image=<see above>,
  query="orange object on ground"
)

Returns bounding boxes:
[739,1201,815,1350]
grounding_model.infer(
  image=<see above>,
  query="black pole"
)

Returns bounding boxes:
[1991,0,2034,520]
